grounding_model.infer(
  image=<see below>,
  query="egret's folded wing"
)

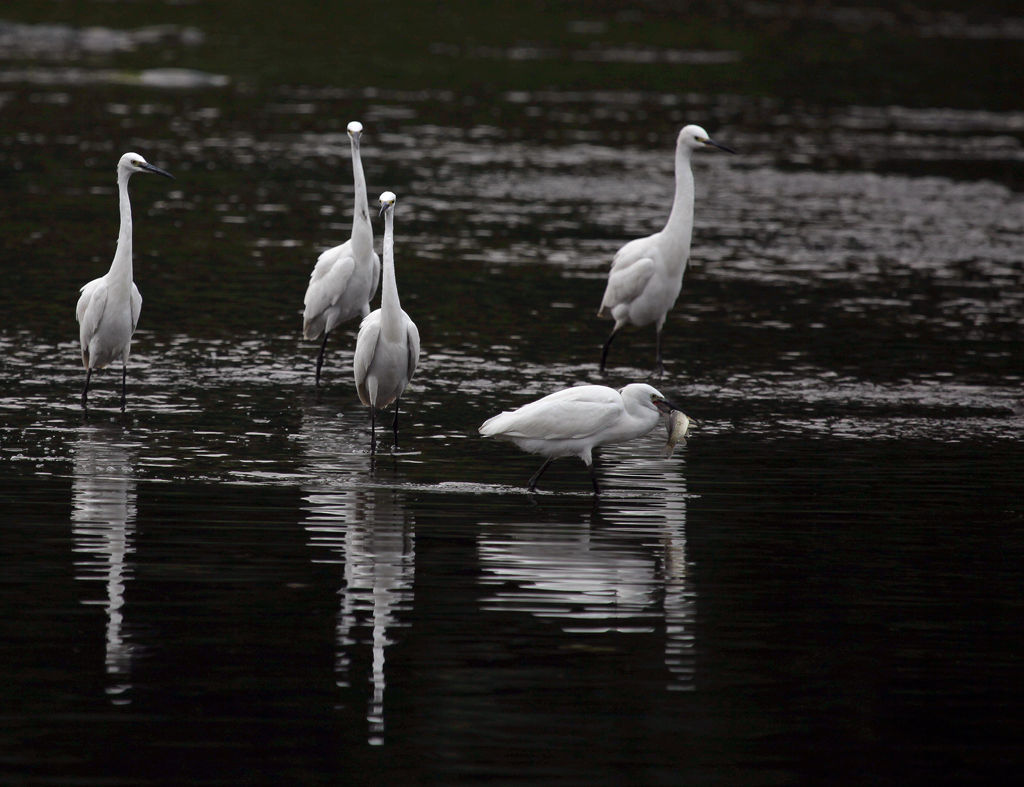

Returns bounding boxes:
[609,235,654,271]
[405,316,420,382]
[600,256,656,311]
[304,251,356,312]
[303,247,357,338]
[76,279,107,341]
[308,241,350,283]
[482,387,621,440]
[368,251,382,302]
[130,283,142,333]
[353,311,381,400]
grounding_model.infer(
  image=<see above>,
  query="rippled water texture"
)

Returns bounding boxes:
[1,1,1022,784]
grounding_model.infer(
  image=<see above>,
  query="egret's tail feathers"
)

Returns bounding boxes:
[479,412,512,437]
[302,315,325,341]
[355,379,374,409]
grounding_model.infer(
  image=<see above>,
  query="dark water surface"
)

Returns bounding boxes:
[1,2,1022,784]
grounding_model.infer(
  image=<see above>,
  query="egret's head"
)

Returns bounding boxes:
[118,151,174,179]
[649,390,678,415]
[378,190,397,217]
[347,121,363,140]
[679,124,736,154]
[622,383,681,415]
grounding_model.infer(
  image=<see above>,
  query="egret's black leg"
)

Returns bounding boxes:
[120,363,127,412]
[654,328,665,378]
[392,398,400,449]
[600,328,619,374]
[81,368,92,410]
[527,457,555,492]
[588,462,601,495]
[315,332,329,388]
[369,406,376,457]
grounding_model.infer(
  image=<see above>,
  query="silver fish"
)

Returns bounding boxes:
[663,410,691,457]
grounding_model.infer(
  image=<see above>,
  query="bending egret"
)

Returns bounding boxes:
[353,192,420,455]
[598,124,735,376]
[302,121,381,387]
[76,152,173,411]
[479,383,686,494]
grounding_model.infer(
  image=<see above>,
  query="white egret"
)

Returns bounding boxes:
[353,192,420,455]
[76,152,173,411]
[302,120,381,388]
[479,383,687,494]
[598,124,735,376]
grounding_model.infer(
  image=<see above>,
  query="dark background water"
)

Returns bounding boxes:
[1,1,1022,784]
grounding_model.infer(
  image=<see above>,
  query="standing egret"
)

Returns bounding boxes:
[76,152,173,411]
[598,124,735,376]
[302,120,381,388]
[353,192,420,455]
[479,383,687,494]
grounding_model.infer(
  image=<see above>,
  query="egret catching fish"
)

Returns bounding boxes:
[353,192,420,455]
[598,124,735,376]
[76,151,173,411]
[303,121,381,388]
[479,383,690,494]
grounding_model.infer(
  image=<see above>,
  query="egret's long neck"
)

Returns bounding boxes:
[110,169,133,284]
[662,146,695,261]
[625,396,661,435]
[350,139,372,254]
[380,209,403,339]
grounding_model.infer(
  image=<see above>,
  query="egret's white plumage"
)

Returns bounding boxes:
[303,120,381,387]
[598,124,734,376]
[479,383,684,494]
[353,191,420,454]
[76,151,173,411]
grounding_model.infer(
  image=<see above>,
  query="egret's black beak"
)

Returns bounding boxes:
[379,203,387,217]
[141,162,174,179]
[654,398,683,415]
[704,138,737,154]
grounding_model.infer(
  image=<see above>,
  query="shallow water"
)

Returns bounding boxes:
[2,2,1023,784]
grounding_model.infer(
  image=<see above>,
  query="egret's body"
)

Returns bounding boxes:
[76,152,173,411]
[598,124,734,376]
[353,192,420,454]
[303,121,381,387]
[479,383,683,494]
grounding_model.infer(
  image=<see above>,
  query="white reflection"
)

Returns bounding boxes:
[71,425,139,705]
[298,406,414,745]
[479,450,694,688]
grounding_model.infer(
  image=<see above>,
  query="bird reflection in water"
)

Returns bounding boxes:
[479,452,694,688]
[304,487,414,744]
[71,425,139,705]
[299,408,414,745]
